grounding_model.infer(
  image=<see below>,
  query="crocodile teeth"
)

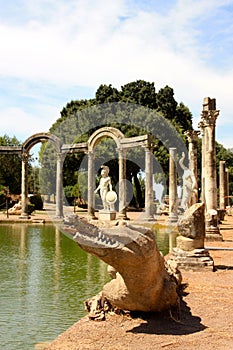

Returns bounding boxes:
[73,230,119,248]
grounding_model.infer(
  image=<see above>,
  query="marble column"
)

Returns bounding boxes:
[201,97,222,240]
[168,147,178,223]
[118,148,128,220]
[20,153,29,218]
[184,130,200,205]
[198,121,206,204]
[219,160,226,210]
[144,147,154,220]
[87,151,96,219]
[225,168,230,207]
[56,152,64,218]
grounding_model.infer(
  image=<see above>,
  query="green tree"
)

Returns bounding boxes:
[96,84,120,103]
[120,80,157,109]
[216,143,233,197]
[39,80,194,207]
[0,135,22,194]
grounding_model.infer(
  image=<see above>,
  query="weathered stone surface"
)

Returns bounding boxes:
[171,247,214,271]
[65,217,179,313]
[177,203,205,241]
[169,203,214,270]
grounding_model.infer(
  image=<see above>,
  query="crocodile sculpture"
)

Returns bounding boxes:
[64,216,179,314]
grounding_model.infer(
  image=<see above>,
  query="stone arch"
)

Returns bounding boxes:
[22,132,62,154]
[20,132,63,219]
[88,127,124,152]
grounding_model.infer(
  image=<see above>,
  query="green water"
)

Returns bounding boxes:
[0,223,171,350]
[0,224,110,350]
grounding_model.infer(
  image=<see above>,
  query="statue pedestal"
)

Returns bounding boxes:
[170,247,214,271]
[99,210,116,221]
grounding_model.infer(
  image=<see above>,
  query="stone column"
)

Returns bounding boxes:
[144,146,154,220]
[198,121,206,204]
[219,161,226,210]
[56,152,64,218]
[87,151,96,219]
[201,97,222,240]
[167,147,178,223]
[20,153,29,218]
[118,148,128,220]
[225,168,230,207]
[184,130,199,204]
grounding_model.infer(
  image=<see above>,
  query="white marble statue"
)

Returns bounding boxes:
[94,165,115,211]
[179,152,198,210]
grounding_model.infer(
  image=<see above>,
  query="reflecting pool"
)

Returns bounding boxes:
[0,223,171,349]
[0,224,110,350]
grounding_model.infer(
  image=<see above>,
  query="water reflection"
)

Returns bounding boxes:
[0,223,172,350]
[0,224,109,350]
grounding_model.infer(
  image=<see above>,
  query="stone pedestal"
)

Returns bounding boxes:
[169,202,214,270]
[99,210,116,221]
[171,247,214,270]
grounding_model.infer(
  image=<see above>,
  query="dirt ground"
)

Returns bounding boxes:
[39,214,233,350]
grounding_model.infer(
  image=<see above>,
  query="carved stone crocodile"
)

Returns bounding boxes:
[64,216,179,313]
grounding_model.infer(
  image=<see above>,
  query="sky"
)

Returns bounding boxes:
[0,0,233,149]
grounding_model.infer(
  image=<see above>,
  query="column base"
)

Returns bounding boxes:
[170,247,214,271]
[205,231,223,241]
[205,221,223,241]
[140,211,156,221]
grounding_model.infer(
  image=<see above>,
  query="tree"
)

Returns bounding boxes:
[156,85,177,120]
[216,143,233,196]
[0,135,22,194]
[96,84,120,103]
[120,80,157,109]
[39,80,194,207]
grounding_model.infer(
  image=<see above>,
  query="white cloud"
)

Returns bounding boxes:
[0,0,233,146]
[1,105,59,141]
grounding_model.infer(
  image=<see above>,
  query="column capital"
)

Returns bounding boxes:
[184,130,200,143]
[201,110,219,128]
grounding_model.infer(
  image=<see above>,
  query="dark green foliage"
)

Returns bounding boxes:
[39,79,195,207]
[29,194,43,210]
[216,143,233,194]
[0,135,22,194]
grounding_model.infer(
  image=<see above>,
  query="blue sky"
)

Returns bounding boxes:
[0,0,233,149]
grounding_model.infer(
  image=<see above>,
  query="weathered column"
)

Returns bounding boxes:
[201,97,222,240]
[184,130,199,204]
[198,121,206,204]
[87,151,96,219]
[219,161,226,210]
[20,153,29,218]
[144,146,154,220]
[118,148,128,220]
[56,152,64,218]
[225,168,230,207]
[167,147,178,223]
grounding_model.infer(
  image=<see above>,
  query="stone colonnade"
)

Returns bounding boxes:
[87,129,154,220]
[0,130,155,221]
